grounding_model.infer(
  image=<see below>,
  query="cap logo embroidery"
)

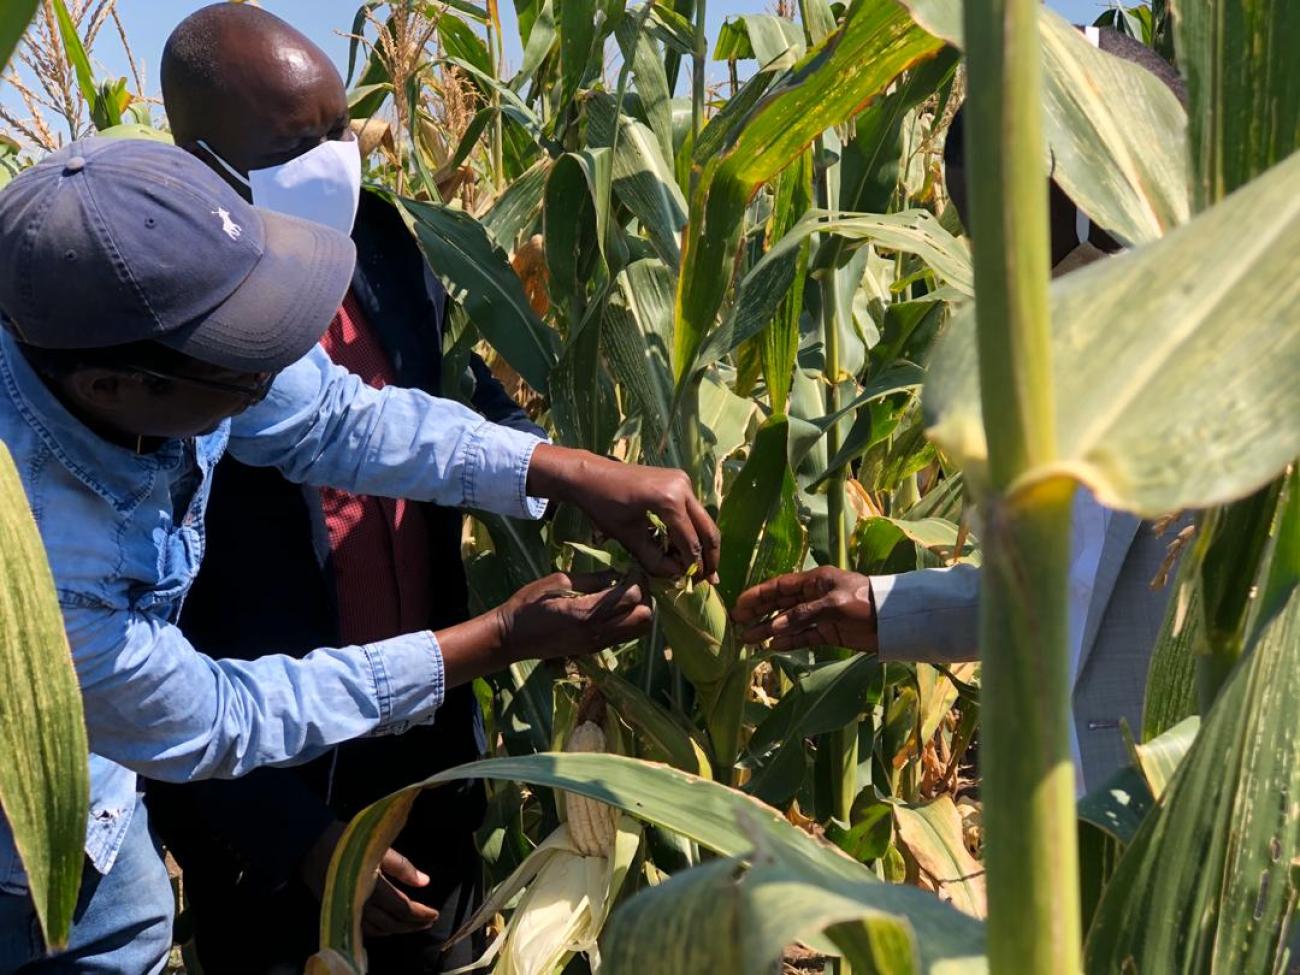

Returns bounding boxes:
[212,207,243,240]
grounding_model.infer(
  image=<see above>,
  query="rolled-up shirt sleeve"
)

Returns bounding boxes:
[226,344,546,520]
[66,604,445,782]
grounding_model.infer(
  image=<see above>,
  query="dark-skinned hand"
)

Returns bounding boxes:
[494,570,653,662]
[528,446,720,581]
[301,822,439,938]
[732,566,879,653]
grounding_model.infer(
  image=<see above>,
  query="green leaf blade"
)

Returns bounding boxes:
[0,445,89,950]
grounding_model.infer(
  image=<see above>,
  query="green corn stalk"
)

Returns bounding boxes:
[962,0,1079,970]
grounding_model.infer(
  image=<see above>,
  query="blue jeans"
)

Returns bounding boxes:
[0,798,172,975]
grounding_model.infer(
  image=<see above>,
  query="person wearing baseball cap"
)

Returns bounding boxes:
[0,138,715,973]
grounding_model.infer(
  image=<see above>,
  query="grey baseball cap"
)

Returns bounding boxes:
[0,137,355,372]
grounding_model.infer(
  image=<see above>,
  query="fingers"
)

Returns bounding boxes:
[656,497,706,579]
[566,570,622,593]
[572,581,654,648]
[361,876,440,938]
[732,568,838,624]
[738,592,831,645]
[623,530,680,580]
[685,493,721,581]
[379,847,429,889]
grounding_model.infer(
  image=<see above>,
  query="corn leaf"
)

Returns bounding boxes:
[924,147,1300,516]
[602,853,938,974]
[1035,9,1189,243]
[558,0,598,106]
[699,211,969,372]
[747,465,807,593]
[0,445,89,950]
[0,0,38,73]
[319,791,419,970]
[717,416,793,606]
[587,95,688,268]
[1128,715,1199,802]
[543,151,602,315]
[438,14,492,79]
[577,661,711,775]
[1178,0,1300,212]
[602,258,683,468]
[481,161,549,250]
[50,0,96,108]
[1076,764,1153,847]
[743,654,881,806]
[96,123,173,144]
[672,0,946,386]
[550,297,618,455]
[398,198,559,393]
[321,753,986,972]
[698,370,757,462]
[762,150,813,415]
[1084,533,1300,973]
[1140,572,1202,741]
[711,14,806,66]
[1172,0,1300,714]
[616,10,675,164]
[893,796,987,919]
[905,0,1188,246]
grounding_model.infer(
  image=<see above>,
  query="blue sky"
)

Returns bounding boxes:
[6,0,1116,127]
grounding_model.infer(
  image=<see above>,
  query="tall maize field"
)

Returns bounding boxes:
[2,0,1300,972]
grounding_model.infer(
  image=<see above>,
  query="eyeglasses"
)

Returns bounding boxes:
[124,364,275,404]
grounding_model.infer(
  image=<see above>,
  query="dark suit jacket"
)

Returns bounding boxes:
[146,190,543,888]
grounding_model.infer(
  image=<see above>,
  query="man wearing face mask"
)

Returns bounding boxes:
[0,135,717,973]
[732,29,1192,797]
[140,5,617,973]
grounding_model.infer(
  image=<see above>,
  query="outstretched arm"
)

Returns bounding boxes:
[71,573,649,784]
[229,345,719,579]
[733,564,981,662]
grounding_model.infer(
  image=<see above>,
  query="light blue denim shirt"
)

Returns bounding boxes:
[0,329,545,893]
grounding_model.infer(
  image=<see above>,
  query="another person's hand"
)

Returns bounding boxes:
[495,571,653,661]
[528,446,720,580]
[732,566,879,653]
[301,822,439,938]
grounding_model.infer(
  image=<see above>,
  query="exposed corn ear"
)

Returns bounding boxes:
[649,577,731,688]
[564,722,618,857]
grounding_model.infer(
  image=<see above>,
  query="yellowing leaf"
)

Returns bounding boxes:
[894,796,987,919]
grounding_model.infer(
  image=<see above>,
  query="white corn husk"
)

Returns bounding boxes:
[445,721,640,975]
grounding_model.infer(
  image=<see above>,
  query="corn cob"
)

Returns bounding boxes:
[649,577,731,688]
[564,722,618,857]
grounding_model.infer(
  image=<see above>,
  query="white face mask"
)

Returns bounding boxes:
[198,137,362,236]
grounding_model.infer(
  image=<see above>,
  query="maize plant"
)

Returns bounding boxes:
[3,0,1300,972]
[293,0,1300,968]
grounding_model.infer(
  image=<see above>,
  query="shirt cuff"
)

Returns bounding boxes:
[362,630,446,733]
[459,420,548,520]
[869,573,908,661]
[870,572,980,664]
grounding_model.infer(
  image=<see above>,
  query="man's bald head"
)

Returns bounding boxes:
[162,4,350,191]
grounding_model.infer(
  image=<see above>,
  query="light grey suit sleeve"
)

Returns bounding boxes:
[871,564,982,663]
